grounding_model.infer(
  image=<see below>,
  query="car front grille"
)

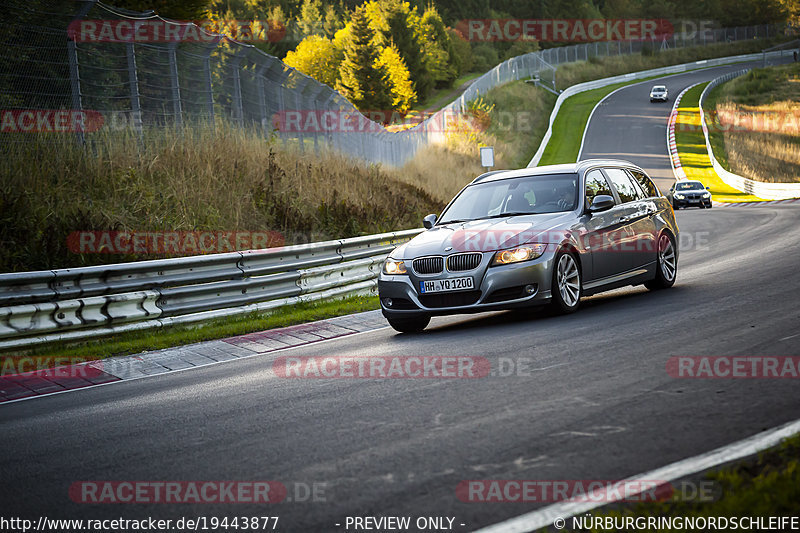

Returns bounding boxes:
[419,290,481,308]
[446,253,482,272]
[412,256,443,275]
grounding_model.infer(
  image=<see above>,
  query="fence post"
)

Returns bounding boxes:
[230,49,245,126]
[167,41,182,126]
[67,41,84,145]
[67,0,96,146]
[255,63,269,136]
[202,40,218,127]
[293,75,310,153]
[125,43,143,138]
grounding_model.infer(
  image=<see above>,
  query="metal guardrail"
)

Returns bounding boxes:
[699,71,800,200]
[0,229,423,350]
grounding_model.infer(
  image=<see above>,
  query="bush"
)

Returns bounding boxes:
[471,43,500,73]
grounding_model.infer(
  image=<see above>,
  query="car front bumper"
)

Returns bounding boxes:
[673,197,712,208]
[378,250,558,318]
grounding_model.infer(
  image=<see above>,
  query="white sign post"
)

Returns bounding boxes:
[480,146,494,171]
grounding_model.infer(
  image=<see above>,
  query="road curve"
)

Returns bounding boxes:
[579,58,790,193]
[2,204,800,531]
[3,58,800,533]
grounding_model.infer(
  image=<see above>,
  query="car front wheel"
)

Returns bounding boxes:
[550,251,582,313]
[646,233,677,290]
[387,315,430,333]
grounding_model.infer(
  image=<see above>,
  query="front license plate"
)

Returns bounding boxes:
[419,277,474,294]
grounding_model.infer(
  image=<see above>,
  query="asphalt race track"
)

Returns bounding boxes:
[2,64,800,532]
[580,58,791,192]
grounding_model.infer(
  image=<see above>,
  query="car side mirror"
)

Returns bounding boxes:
[423,213,437,229]
[706,186,711,190]
[588,195,615,213]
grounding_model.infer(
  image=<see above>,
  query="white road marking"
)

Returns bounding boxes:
[473,417,800,533]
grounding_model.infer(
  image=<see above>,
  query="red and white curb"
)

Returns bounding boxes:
[668,85,800,207]
[713,198,800,208]
[667,83,701,182]
[0,310,388,403]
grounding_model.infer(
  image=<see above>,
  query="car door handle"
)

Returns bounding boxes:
[617,215,632,223]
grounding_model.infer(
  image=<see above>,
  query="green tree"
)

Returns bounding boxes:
[502,38,540,61]
[377,44,416,113]
[370,0,432,99]
[323,4,344,38]
[284,35,342,87]
[297,0,324,37]
[447,28,473,76]
[420,5,457,87]
[471,43,499,72]
[336,6,393,112]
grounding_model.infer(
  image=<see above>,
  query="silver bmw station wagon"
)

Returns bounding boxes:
[378,160,679,332]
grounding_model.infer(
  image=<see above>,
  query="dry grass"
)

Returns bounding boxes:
[0,124,442,272]
[392,80,555,202]
[707,63,800,183]
[392,145,486,203]
[724,131,800,183]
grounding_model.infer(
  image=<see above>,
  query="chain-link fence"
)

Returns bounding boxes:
[0,0,778,166]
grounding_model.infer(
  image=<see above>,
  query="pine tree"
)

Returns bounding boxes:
[298,0,324,38]
[336,6,393,113]
[374,0,432,99]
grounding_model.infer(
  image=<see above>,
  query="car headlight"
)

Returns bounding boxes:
[492,244,547,266]
[703,192,711,198]
[674,193,685,199]
[383,258,407,275]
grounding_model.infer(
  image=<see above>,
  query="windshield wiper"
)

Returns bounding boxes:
[441,212,535,224]
[484,211,534,219]
[439,218,473,224]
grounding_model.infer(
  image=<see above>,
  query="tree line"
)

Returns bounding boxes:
[107,0,796,116]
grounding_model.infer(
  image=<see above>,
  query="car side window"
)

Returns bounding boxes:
[624,171,647,200]
[604,168,638,204]
[585,169,613,206]
[629,169,659,198]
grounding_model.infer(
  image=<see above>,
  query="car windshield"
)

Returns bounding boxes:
[439,173,579,224]
[652,86,665,92]
[676,181,705,191]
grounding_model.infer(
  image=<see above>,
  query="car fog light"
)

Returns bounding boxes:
[382,298,393,308]
[524,284,537,295]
